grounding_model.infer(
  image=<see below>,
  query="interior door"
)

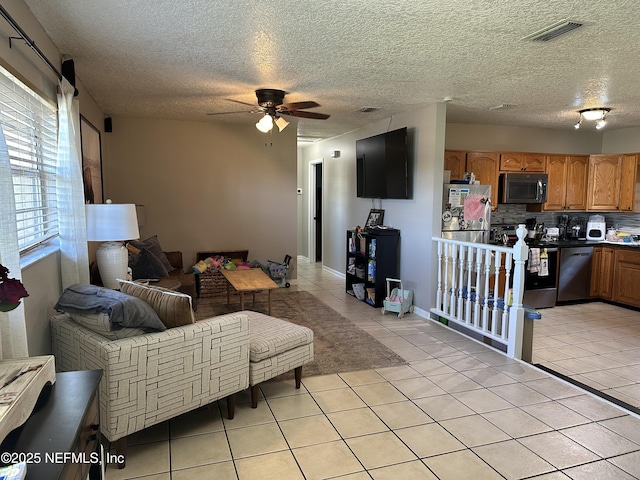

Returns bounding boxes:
[314,163,322,262]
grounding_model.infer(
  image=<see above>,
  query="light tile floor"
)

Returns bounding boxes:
[531,302,640,411]
[105,259,640,479]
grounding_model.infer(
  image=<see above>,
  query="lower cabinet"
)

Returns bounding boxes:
[612,249,640,307]
[592,246,640,307]
[590,247,614,299]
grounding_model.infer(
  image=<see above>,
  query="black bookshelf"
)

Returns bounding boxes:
[346,229,400,307]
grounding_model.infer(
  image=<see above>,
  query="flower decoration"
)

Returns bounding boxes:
[0,263,29,311]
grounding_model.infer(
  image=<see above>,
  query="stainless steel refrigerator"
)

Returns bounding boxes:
[441,184,492,243]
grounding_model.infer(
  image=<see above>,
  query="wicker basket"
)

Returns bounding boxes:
[195,250,249,298]
[197,271,228,298]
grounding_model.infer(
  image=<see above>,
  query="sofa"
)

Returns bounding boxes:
[90,250,196,305]
[51,284,250,466]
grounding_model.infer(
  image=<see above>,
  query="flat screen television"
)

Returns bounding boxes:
[356,127,410,199]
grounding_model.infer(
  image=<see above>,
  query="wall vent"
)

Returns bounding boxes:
[523,19,583,42]
[357,106,380,113]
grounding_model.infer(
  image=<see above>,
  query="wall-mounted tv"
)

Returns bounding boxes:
[356,127,411,199]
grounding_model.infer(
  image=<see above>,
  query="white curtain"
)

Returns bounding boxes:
[57,78,90,288]
[0,127,28,359]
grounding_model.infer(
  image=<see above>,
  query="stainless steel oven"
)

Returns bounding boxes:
[523,247,558,309]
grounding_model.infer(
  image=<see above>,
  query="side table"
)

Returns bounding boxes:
[0,370,103,479]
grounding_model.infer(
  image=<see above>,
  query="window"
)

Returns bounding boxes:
[0,65,58,253]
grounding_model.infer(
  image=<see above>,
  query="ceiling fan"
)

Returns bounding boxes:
[208,88,330,132]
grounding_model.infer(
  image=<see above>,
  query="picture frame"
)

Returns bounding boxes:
[365,209,385,228]
[80,115,103,204]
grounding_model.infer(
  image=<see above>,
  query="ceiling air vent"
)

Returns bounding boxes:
[357,106,380,113]
[488,104,515,110]
[523,19,583,42]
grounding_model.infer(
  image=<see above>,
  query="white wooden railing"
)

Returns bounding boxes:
[431,224,529,359]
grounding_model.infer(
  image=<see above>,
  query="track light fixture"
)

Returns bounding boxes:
[574,107,610,129]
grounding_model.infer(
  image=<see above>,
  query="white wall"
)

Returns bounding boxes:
[300,103,447,311]
[445,123,604,154]
[602,127,640,153]
[0,0,106,355]
[106,116,298,272]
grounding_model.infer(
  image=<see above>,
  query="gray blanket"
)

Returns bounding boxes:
[55,283,166,332]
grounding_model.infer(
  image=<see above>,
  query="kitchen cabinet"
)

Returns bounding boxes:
[619,154,638,212]
[499,152,545,172]
[590,246,614,299]
[346,229,399,308]
[565,155,590,210]
[612,249,640,307]
[443,149,637,213]
[587,154,623,211]
[535,155,588,212]
[466,152,499,209]
[444,150,467,180]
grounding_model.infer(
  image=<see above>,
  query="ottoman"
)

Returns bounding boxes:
[243,310,314,408]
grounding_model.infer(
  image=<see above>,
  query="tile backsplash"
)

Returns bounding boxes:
[492,203,640,233]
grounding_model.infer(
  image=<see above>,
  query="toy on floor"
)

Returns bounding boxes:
[381,277,414,318]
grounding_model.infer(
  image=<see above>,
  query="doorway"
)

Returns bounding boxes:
[309,159,323,262]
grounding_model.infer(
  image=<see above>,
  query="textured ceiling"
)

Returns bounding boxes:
[21,0,640,142]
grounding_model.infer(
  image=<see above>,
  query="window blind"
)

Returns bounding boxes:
[0,66,58,253]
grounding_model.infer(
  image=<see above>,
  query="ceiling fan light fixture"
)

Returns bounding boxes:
[256,113,273,133]
[275,116,289,132]
[596,119,607,129]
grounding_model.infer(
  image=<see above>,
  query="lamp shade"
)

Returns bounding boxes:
[86,203,140,241]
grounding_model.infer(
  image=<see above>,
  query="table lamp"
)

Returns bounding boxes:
[86,200,139,289]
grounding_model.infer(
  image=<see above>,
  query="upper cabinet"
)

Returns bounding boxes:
[444,150,466,180]
[444,149,639,213]
[531,155,588,212]
[499,152,545,172]
[565,156,590,210]
[586,154,637,211]
[466,152,500,209]
[620,154,638,212]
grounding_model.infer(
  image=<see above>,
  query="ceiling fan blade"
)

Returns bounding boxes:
[207,107,263,116]
[206,110,250,116]
[227,98,258,107]
[278,101,320,111]
[281,110,330,120]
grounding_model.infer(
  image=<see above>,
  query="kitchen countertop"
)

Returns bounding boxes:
[490,239,640,249]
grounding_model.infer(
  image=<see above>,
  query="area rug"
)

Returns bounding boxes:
[195,290,407,378]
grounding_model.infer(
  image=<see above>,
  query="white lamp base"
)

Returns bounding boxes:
[96,241,128,289]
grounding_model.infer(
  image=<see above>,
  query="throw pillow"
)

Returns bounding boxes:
[118,279,195,328]
[129,235,174,272]
[69,311,148,340]
[129,248,169,280]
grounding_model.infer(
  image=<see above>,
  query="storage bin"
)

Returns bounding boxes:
[195,250,249,297]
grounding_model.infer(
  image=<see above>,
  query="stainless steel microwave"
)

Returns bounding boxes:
[500,173,548,204]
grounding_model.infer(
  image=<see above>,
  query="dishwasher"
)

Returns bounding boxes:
[557,246,593,302]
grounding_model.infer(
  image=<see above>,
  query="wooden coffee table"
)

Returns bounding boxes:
[220,268,279,314]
